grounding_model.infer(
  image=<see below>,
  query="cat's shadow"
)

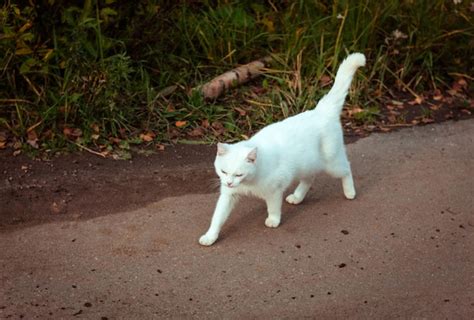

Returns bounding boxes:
[219,174,349,242]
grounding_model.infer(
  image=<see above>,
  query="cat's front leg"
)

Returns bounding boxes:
[199,192,237,246]
[264,192,283,228]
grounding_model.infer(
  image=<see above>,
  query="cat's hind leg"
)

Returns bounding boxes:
[265,192,283,228]
[325,153,356,200]
[285,178,313,205]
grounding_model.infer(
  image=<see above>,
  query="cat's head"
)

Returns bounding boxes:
[214,142,257,189]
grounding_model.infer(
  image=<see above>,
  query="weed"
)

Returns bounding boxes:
[353,106,381,125]
[0,1,472,152]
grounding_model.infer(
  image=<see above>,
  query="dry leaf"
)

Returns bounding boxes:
[201,119,210,128]
[0,141,6,149]
[91,123,100,133]
[457,78,467,89]
[140,132,155,142]
[235,107,247,116]
[211,121,225,136]
[109,137,121,144]
[432,89,443,101]
[387,115,397,123]
[408,96,423,105]
[346,106,364,117]
[188,127,205,137]
[27,130,39,149]
[175,120,187,128]
[319,75,332,87]
[167,104,175,112]
[156,144,165,151]
[63,127,83,139]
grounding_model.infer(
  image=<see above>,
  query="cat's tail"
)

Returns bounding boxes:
[315,53,366,118]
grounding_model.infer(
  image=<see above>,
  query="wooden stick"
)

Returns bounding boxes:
[198,56,272,100]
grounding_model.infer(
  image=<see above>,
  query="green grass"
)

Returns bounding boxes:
[0,0,472,154]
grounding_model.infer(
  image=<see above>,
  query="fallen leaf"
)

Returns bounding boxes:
[175,120,187,128]
[63,127,83,139]
[234,107,247,116]
[346,106,364,117]
[140,132,155,142]
[109,137,121,144]
[13,149,21,156]
[432,89,443,101]
[211,121,225,136]
[387,115,397,123]
[457,78,467,89]
[446,89,458,96]
[0,141,6,149]
[319,75,332,87]
[91,123,100,133]
[27,130,39,148]
[188,127,205,137]
[408,95,423,105]
[156,144,165,151]
[201,119,210,128]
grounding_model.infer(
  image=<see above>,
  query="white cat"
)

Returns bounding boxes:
[199,53,366,246]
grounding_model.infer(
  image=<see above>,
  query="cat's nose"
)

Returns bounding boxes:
[226,181,233,187]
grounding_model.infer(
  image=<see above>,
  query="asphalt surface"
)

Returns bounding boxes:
[1,120,474,319]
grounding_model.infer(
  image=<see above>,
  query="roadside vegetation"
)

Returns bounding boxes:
[1,0,472,158]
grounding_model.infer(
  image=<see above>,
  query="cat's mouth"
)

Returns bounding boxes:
[223,183,236,188]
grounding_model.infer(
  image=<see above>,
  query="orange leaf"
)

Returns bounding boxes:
[140,133,154,142]
[408,96,423,105]
[175,121,187,128]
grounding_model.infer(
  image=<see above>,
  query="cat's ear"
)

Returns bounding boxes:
[246,147,257,163]
[217,143,228,156]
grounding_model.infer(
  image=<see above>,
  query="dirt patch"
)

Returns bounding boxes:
[0,145,216,231]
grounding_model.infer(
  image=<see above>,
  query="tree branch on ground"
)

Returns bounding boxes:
[197,56,272,100]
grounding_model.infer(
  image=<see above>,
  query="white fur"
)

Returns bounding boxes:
[199,53,366,246]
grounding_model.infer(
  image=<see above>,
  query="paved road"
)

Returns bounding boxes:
[1,120,474,319]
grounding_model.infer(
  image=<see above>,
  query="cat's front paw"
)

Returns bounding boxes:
[265,217,280,228]
[199,234,218,246]
[344,189,356,200]
[285,194,303,205]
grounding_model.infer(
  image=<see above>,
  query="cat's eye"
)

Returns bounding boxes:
[221,170,227,175]
[235,174,243,177]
